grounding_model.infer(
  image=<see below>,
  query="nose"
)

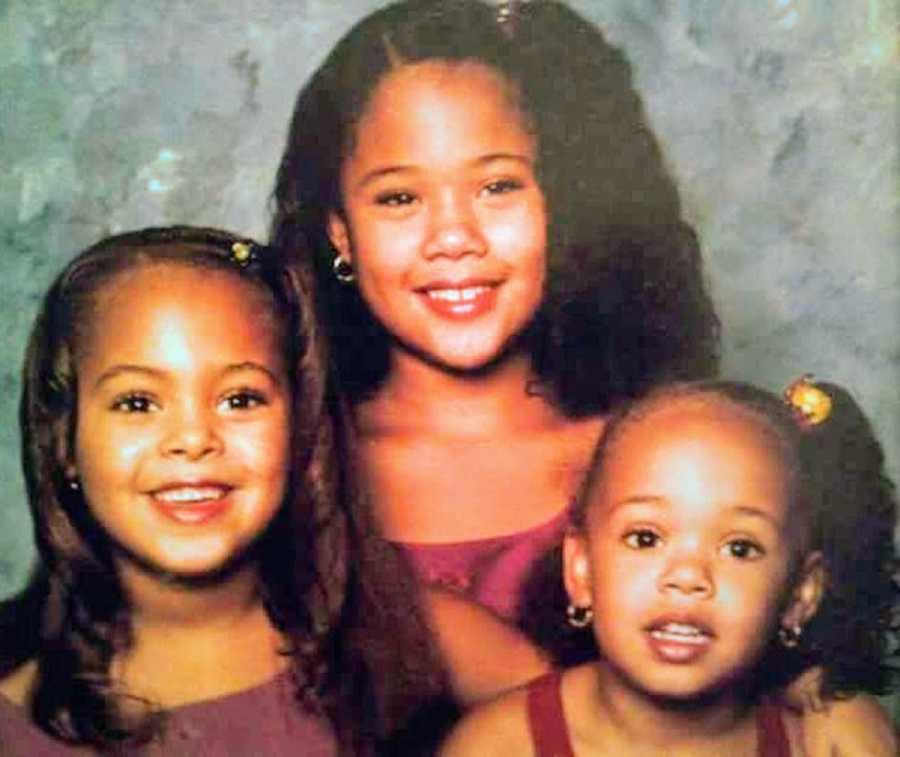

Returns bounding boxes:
[423,190,487,260]
[658,550,714,599]
[160,402,222,461]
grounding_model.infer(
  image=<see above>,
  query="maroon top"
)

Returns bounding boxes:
[393,505,571,622]
[525,671,792,757]
[0,672,337,756]
[526,670,575,757]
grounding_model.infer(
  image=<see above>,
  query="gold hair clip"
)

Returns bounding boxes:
[230,241,254,266]
[783,374,832,427]
[496,1,526,35]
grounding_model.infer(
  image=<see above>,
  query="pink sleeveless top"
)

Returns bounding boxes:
[392,505,571,622]
[526,671,793,757]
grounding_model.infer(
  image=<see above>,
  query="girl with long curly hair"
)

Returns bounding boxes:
[270,0,719,706]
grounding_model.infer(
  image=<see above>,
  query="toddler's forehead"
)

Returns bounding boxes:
[612,393,772,447]
[588,392,789,500]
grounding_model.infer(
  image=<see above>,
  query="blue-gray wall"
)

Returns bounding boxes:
[2,0,897,629]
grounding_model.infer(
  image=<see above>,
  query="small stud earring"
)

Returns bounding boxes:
[67,478,81,492]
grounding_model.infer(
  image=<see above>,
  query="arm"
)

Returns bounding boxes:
[424,587,552,706]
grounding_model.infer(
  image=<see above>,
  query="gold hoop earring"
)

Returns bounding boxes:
[566,603,593,629]
[778,623,802,649]
[332,256,355,284]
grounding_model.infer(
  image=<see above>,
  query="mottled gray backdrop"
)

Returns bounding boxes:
[2,0,897,617]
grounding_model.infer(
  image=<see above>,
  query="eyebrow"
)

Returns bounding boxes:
[723,505,781,528]
[221,361,284,387]
[92,362,283,390]
[93,364,165,389]
[605,498,781,528]
[353,152,534,191]
[608,495,666,510]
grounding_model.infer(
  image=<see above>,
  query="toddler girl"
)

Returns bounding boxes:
[443,378,898,755]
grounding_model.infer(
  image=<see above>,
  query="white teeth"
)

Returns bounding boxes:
[660,622,702,636]
[427,286,488,302]
[650,623,709,644]
[153,486,226,503]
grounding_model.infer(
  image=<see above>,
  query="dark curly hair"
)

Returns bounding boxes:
[270,0,720,413]
[571,379,900,699]
[0,226,435,752]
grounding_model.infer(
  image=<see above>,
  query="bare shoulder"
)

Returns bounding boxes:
[0,660,37,706]
[800,693,898,757]
[439,685,534,757]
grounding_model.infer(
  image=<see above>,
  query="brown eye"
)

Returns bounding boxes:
[481,178,523,196]
[219,390,266,412]
[111,394,157,413]
[375,191,416,206]
[624,529,661,549]
[724,539,763,560]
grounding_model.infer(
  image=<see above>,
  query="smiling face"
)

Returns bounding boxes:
[72,263,290,579]
[565,395,822,702]
[328,60,547,372]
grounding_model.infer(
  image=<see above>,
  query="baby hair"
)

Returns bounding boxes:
[0,226,344,747]
[575,379,900,700]
[271,0,719,412]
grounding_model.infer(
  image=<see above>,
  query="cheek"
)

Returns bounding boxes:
[351,213,419,269]
[490,204,547,262]
[591,546,657,614]
[75,411,143,485]
[233,420,291,487]
[717,566,789,630]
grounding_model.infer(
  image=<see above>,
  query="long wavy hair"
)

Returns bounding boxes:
[572,380,900,699]
[270,0,720,413]
[0,226,441,752]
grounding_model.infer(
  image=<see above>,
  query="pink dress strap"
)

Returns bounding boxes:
[756,699,791,757]
[525,679,790,756]
[526,671,575,757]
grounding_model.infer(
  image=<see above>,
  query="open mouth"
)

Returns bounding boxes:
[417,282,499,318]
[151,485,232,524]
[425,285,491,303]
[649,622,711,645]
[645,620,713,663]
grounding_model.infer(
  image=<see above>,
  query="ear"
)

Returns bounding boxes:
[563,530,593,607]
[781,551,825,630]
[327,211,352,263]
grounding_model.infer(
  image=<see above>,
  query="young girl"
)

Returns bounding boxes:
[442,377,899,755]
[271,0,719,704]
[0,227,429,754]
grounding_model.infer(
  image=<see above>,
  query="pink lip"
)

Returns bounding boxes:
[415,278,500,320]
[643,615,714,665]
[149,481,233,526]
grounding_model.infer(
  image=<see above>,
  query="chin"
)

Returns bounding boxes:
[630,670,744,709]
[401,329,531,375]
[119,541,252,586]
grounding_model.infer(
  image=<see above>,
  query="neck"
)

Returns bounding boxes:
[367,346,560,435]
[113,558,284,707]
[119,557,264,631]
[588,662,753,749]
